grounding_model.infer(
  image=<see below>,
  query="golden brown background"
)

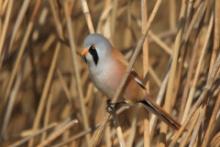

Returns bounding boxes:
[0,0,219,146]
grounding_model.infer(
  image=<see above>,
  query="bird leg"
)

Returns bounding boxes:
[106,99,127,114]
[106,99,127,127]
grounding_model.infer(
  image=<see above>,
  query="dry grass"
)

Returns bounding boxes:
[0,0,219,146]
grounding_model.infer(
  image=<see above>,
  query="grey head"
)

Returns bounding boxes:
[82,33,113,66]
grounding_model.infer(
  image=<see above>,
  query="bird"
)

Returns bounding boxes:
[78,33,181,130]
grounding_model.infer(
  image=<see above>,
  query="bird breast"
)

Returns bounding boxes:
[89,59,124,98]
[88,58,144,102]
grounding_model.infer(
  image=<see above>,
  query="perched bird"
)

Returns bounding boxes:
[79,33,181,130]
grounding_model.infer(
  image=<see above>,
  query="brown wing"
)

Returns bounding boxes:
[111,48,128,66]
[130,70,146,90]
[111,48,180,130]
[111,48,146,89]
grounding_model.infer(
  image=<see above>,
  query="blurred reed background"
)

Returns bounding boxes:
[0,0,219,146]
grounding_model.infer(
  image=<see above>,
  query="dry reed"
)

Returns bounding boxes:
[0,0,219,147]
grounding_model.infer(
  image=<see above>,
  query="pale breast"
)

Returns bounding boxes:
[88,51,145,102]
[89,59,124,98]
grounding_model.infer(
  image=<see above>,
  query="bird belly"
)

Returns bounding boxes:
[89,72,116,98]
[88,61,144,102]
[89,63,124,99]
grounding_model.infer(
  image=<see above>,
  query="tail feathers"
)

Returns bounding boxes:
[140,99,181,130]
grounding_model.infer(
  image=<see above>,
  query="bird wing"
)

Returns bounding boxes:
[130,70,146,90]
[112,48,146,90]
[111,48,128,66]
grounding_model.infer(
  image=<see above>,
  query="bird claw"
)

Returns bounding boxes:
[106,99,119,127]
[106,99,116,114]
[106,99,128,114]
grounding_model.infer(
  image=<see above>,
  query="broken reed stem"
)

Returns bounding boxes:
[11,123,57,147]
[53,116,122,147]
[53,128,94,147]
[64,1,91,146]
[37,119,78,147]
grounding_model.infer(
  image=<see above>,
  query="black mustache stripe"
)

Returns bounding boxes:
[89,46,99,65]
[83,56,87,63]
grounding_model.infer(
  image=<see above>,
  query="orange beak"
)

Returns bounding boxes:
[78,48,89,57]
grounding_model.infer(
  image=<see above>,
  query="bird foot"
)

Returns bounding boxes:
[106,99,116,114]
[106,99,127,114]
[106,99,119,127]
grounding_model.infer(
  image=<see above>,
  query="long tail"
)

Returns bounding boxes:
[140,98,181,130]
